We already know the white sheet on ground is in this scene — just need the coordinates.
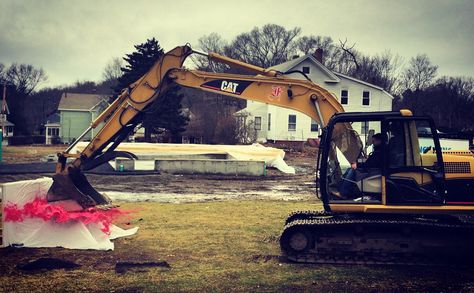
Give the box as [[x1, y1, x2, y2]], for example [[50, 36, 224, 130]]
[[74, 142, 296, 174], [0, 177, 138, 250]]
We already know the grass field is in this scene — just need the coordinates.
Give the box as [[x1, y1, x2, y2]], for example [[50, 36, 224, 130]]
[[1, 145, 64, 163], [1, 200, 474, 292]]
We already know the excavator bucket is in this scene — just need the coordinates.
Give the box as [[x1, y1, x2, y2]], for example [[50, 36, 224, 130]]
[[47, 169, 112, 209], [47, 150, 137, 209]]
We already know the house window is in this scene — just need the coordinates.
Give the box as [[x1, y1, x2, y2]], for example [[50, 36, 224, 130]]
[[47, 128, 59, 136], [302, 66, 310, 74], [311, 119, 319, 132], [362, 91, 370, 106], [341, 90, 349, 105], [361, 121, 369, 135], [267, 113, 271, 131], [288, 115, 296, 131], [254, 117, 262, 130]]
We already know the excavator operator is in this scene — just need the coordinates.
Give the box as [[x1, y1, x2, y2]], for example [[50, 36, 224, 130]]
[[338, 133, 384, 198]]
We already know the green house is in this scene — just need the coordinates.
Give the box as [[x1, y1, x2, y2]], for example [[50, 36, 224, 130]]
[[58, 92, 109, 144]]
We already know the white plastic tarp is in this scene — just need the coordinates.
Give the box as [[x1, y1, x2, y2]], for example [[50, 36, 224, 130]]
[[1, 177, 138, 250], [74, 142, 296, 174]]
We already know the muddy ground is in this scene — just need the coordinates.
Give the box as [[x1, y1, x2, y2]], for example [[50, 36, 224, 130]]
[[0, 146, 319, 203]]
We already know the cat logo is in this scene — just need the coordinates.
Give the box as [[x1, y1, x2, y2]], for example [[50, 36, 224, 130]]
[[201, 79, 251, 95], [220, 81, 239, 94]]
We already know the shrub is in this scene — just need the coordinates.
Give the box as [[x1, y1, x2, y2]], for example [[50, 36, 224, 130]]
[[8, 135, 45, 145]]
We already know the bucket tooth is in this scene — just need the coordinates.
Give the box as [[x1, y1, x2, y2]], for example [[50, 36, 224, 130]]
[[47, 169, 111, 209]]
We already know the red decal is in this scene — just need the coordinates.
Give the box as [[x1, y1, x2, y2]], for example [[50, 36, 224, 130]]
[[269, 86, 283, 101]]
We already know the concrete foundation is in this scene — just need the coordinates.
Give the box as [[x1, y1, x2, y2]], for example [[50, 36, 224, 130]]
[[115, 158, 266, 176], [155, 159, 266, 176]]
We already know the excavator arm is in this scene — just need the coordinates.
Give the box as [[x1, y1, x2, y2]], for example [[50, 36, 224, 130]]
[[47, 44, 350, 209]]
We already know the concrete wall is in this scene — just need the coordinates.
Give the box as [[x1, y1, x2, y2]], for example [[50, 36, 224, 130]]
[[156, 159, 266, 176], [116, 158, 266, 176]]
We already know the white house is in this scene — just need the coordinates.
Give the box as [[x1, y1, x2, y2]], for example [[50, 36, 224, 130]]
[[239, 52, 394, 142]]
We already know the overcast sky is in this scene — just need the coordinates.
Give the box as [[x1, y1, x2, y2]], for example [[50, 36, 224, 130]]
[[1, 0, 473, 87]]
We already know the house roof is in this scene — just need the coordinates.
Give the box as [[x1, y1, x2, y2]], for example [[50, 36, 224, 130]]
[[333, 72, 395, 100], [0, 119, 14, 127], [269, 54, 394, 99], [58, 92, 109, 111], [269, 54, 340, 83]]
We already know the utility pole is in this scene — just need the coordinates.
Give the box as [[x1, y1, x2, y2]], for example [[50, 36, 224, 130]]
[[0, 84, 6, 162], [1, 84, 6, 135]]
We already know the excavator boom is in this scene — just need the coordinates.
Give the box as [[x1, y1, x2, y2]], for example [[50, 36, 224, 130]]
[[47, 45, 347, 208]]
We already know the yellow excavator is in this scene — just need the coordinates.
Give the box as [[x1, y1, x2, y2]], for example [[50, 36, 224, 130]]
[[48, 45, 474, 264]]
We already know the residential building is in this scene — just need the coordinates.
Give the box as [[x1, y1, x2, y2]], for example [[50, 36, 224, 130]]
[[239, 51, 394, 142], [58, 93, 109, 143]]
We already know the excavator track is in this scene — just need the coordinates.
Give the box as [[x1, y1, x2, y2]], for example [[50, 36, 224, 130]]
[[280, 210, 474, 265]]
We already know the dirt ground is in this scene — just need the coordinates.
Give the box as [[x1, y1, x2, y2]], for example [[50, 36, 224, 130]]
[[1, 201, 474, 292], [0, 145, 318, 203], [2, 145, 474, 292], [1, 145, 65, 164]]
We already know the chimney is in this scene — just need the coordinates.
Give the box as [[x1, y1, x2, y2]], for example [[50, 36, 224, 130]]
[[292, 55, 300, 60], [313, 48, 324, 64]]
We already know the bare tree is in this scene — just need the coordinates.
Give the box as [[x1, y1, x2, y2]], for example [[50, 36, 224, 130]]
[[396, 76, 474, 130], [296, 35, 335, 56], [5, 63, 48, 95], [224, 24, 301, 68], [312, 39, 403, 93], [193, 33, 229, 72], [214, 115, 238, 144], [338, 39, 360, 73], [192, 26, 407, 95], [402, 54, 438, 91], [295, 35, 356, 73], [353, 51, 404, 94], [439, 76, 474, 129], [235, 111, 257, 144], [0, 63, 5, 82], [102, 57, 123, 82], [441, 76, 474, 99]]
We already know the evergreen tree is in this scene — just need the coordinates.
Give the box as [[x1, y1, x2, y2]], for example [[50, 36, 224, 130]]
[[113, 38, 188, 142], [113, 38, 164, 95], [143, 85, 189, 142]]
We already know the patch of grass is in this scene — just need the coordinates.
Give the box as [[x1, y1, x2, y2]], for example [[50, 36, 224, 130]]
[[1, 200, 474, 292], [1, 145, 64, 163]]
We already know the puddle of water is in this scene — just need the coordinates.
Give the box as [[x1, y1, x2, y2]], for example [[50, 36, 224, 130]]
[[103, 190, 306, 203]]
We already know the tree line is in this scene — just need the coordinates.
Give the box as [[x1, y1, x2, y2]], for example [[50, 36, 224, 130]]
[[195, 24, 474, 132], [1, 23, 473, 140]]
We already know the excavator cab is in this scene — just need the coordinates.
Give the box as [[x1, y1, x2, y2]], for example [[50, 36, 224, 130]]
[[319, 111, 446, 210], [283, 110, 474, 264]]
